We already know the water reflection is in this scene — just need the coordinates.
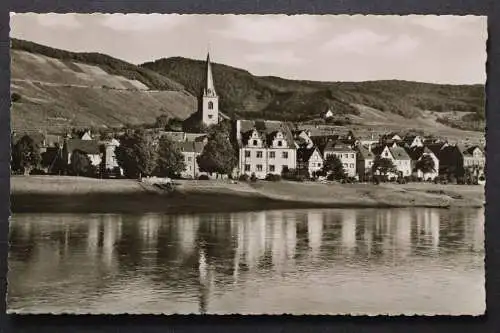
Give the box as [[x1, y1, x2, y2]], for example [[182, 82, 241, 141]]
[[8, 208, 484, 315]]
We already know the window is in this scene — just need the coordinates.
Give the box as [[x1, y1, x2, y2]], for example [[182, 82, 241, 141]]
[[278, 140, 283, 147], [351, 154, 355, 159], [245, 150, 251, 158], [317, 163, 322, 167], [269, 165, 275, 172], [257, 164, 263, 172], [269, 151, 276, 158], [208, 101, 214, 110], [253, 140, 258, 146], [208, 114, 213, 119], [350, 163, 354, 168], [343, 163, 348, 168], [282, 165, 288, 172], [187, 157, 192, 162], [282, 152, 289, 159], [257, 151, 263, 158], [244, 164, 251, 171], [344, 154, 348, 159]]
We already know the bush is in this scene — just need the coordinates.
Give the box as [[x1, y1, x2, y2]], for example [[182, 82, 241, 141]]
[[30, 168, 46, 175], [250, 173, 258, 182], [239, 174, 250, 182], [265, 174, 282, 182], [198, 174, 210, 180]]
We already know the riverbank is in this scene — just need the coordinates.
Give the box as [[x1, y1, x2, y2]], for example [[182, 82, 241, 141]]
[[10, 176, 485, 214]]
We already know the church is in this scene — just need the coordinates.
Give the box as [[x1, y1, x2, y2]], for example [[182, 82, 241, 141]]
[[182, 52, 229, 130], [179, 51, 297, 179]]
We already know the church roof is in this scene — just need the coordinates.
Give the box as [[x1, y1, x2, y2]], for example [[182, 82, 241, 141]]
[[204, 52, 216, 97]]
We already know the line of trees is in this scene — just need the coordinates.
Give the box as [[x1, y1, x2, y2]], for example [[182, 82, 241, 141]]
[[115, 130, 185, 180], [115, 122, 238, 180]]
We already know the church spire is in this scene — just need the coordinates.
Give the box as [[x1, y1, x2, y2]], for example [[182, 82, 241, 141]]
[[204, 52, 216, 97]]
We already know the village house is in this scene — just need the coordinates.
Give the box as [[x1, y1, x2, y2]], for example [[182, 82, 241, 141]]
[[322, 141, 357, 177], [402, 134, 424, 148], [63, 138, 102, 167], [293, 129, 314, 149], [439, 144, 485, 179], [297, 146, 323, 177], [356, 144, 375, 181], [406, 146, 440, 180], [235, 119, 297, 179], [323, 109, 334, 120], [374, 145, 412, 177], [176, 141, 206, 179], [461, 145, 485, 170], [102, 138, 121, 172]]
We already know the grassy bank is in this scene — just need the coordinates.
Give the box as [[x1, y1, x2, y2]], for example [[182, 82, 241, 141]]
[[10, 176, 485, 214]]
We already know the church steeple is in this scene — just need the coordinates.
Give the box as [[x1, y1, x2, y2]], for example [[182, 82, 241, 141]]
[[200, 52, 219, 126], [204, 53, 216, 97]]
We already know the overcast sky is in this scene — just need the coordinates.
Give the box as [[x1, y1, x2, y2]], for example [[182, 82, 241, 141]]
[[10, 13, 487, 84]]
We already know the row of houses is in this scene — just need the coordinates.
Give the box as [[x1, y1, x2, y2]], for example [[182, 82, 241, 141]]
[[233, 121, 485, 181]]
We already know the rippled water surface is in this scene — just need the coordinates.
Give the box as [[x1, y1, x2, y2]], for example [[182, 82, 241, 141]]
[[8, 208, 484, 315]]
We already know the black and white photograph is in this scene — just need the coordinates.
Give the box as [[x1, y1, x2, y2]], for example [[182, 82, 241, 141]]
[[8, 13, 486, 315]]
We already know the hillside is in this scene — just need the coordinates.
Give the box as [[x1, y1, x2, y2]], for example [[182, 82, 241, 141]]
[[10, 39, 197, 133], [142, 57, 485, 131]]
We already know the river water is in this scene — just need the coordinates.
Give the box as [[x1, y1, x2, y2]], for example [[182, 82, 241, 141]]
[[7, 208, 484, 315]]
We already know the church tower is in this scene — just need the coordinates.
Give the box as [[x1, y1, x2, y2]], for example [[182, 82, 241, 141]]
[[200, 52, 219, 127]]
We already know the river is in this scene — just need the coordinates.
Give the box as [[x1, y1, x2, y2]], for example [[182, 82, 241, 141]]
[[7, 207, 484, 315]]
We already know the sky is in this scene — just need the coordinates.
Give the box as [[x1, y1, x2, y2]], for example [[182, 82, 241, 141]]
[[10, 13, 487, 84]]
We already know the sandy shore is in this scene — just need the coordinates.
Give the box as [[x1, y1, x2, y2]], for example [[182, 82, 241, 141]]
[[10, 176, 485, 214]]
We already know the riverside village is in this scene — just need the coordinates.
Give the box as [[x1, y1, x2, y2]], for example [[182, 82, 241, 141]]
[[8, 13, 486, 316], [11, 53, 486, 188]]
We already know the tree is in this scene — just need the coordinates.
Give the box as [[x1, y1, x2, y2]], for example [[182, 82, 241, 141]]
[[322, 154, 347, 181], [372, 156, 397, 179], [12, 135, 41, 175], [70, 150, 92, 176], [155, 115, 170, 129], [116, 130, 158, 179], [156, 137, 185, 178], [416, 154, 435, 175], [197, 123, 237, 176]]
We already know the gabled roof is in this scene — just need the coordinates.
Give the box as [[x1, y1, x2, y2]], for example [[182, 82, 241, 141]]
[[176, 141, 205, 154], [460, 145, 485, 157], [297, 147, 321, 163], [406, 146, 434, 160], [237, 120, 295, 148], [323, 141, 354, 152], [357, 145, 375, 160], [66, 139, 101, 155], [426, 142, 446, 157], [389, 146, 411, 160]]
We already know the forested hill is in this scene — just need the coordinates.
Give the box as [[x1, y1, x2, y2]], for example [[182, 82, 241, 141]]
[[10, 39, 197, 132], [10, 38, 484, 133], [142, 57, 485, 131]]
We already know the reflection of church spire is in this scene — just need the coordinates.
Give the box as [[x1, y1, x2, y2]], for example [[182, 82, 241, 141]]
[[198, 247, 210, 314]]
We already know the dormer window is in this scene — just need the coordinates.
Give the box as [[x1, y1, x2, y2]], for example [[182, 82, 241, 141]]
[[278, 140, 283, 147], [253, 140, 258, 146]]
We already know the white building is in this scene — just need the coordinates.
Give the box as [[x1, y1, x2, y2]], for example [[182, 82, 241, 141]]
[[236, 120, 297, 179], [376, 145, 412, 177], [322, 141, 357, 177]]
